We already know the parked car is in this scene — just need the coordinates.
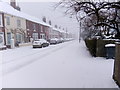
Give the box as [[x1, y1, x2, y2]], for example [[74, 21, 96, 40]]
[[33, 39, 49, 48], [49, 38, 59, 44], [58, 38, 64, 43]]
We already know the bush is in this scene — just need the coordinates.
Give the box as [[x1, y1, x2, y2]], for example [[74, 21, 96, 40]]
[[85, 39, 97, 57], [85, 39, 116, 57]]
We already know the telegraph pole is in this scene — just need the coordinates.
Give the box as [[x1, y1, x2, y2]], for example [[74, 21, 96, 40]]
[[79, 13, 82, 43], [79, 20, 81, 43]]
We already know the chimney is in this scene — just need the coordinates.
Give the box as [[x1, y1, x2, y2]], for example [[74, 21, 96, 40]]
[[10, 0, 16, 9]]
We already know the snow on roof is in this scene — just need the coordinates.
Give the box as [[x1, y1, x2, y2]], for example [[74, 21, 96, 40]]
[[0, 1, 50, 27], [52, 27, 67, 33]]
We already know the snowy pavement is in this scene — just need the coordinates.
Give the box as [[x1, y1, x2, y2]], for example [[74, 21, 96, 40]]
[[1, 40, 118, 88]]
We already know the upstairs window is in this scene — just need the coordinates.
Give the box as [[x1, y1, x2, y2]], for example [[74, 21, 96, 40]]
[[33, 24, 36, 30], [17, 19, 21, 27], [6, 16, 10, 25], [40, 26, 43, 32]]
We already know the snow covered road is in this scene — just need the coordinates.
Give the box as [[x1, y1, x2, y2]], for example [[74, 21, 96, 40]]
[[1, 40, 118, 88]]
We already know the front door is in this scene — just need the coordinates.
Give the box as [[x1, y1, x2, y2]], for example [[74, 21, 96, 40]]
[[7, 32, 12, 45]]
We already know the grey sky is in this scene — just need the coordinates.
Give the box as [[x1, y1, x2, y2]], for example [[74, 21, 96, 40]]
[[19, 2, 78, 31]]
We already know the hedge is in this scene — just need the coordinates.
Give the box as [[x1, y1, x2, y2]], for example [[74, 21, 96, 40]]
[[85, 39, 116, 57], [85, 39, 97, 57]]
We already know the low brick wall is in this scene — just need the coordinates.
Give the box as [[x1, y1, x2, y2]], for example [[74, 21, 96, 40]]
[[113, 42, 120, 88]]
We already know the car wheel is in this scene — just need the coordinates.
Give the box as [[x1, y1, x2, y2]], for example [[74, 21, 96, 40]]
[[39, 45, 42, 48], [41, 44, 44, 48]]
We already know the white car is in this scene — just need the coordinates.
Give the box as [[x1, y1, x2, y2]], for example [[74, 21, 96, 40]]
[[33, 39, 49, 48], [49, 38, 59, 44]]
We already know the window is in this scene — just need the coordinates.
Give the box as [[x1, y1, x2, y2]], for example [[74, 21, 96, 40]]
[[6, 16, 10, 25], [33, 24, 36, 30], [17, 19, 21, 27], [40, 34, 45, 39], [16, 33, 23, 43], [32, 33, 38, 40], [40, 26, 43, 32]]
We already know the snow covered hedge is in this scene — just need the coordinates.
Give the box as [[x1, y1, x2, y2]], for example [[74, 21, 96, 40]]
[[85, 39, 116, 57]]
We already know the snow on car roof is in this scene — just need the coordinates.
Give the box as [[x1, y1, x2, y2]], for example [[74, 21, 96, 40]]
[[0, 1, 50, 27]]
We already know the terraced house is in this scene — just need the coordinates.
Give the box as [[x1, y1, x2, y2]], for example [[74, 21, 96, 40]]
[[4, 12, 27, 48]]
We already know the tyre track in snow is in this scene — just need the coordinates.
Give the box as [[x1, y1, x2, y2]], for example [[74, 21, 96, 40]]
[[2, 41, 74, 75]]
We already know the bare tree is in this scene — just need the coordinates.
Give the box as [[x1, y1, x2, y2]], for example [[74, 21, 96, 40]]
[[57, 0, 120, 38]]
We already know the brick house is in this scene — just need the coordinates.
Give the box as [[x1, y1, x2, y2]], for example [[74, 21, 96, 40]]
[[26, 20, 39, 42]]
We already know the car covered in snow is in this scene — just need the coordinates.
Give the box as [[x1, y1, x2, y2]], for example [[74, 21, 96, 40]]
[[49, 38, 59, 44], [33, 39, 49, 48], [58, 38, 64, 43]]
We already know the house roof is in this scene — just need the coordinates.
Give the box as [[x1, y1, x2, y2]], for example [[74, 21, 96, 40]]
[[52, 27, 66, 33]]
